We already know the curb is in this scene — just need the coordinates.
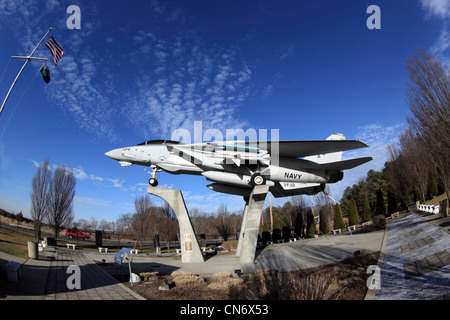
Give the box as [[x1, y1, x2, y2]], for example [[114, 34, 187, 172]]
[[364, 220, 389, 300]]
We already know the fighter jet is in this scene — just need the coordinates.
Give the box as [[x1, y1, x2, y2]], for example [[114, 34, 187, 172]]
[[105, 133, 372, 199]]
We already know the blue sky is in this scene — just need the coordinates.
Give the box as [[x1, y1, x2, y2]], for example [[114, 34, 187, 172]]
[[0, 0, 448, 223]]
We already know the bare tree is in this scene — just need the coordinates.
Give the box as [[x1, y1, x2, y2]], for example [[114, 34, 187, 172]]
[[99, 219, 111, 233], [229, 211, 243, 237], [215, 204, 232, 241], [399, 128, 430, 202], [76, 218, 91, 233], [160, 201, 179, 252], [190, 208, 211, 236], [115, 213, 133, 245], [89, 217, 98, 231], [405, 48, 450, 205], [132, 194, 153, 250], [30, 158, 51, 240], [116, 213, 132, 232], [47, 166, 76, 240], [292, 195, 307, 239], [386, 143, 413, 207]]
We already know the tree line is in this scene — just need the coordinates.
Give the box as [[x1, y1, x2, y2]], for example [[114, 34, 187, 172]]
[[69, 196, 243, 250], [387, 49, 449, 208], [331, 48, 449, 234]]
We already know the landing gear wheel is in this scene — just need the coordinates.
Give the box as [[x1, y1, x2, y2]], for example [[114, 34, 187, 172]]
[[149, 177, 158, 187], [145, 166, 160, 187], [250, 173, 266, 187]]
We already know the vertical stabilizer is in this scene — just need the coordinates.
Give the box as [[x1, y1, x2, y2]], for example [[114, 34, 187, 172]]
[[304, 133, 346, 164]]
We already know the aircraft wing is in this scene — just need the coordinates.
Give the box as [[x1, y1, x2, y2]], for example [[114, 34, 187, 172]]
[[230, 139, 369, 158], [171, 140, 367, 158], [171, 139, 368, 162]]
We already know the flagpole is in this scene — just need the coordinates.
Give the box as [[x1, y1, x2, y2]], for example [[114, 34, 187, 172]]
[[0, 27, 52, 119]]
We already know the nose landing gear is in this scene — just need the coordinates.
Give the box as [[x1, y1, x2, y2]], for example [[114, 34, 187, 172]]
[[149, 177, 158, 187], [145, 165, 161, 187]]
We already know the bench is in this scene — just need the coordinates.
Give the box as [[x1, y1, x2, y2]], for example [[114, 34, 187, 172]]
[[130, 249, 138, 254], [5, 261, 21, 282], [201, 247, 206, 252], [176, 248, 181, 254], [362, 221, 371, 228], [289, 238, 297, 242], [433, 205, 440, 214], [66, 244, 76, 250], [277, 239, 285, 244], [98, 247, 108, 253], [391, 212, 400, 219], [333, 229, 342, 235], [265, 241, 273, 245], [348, 225, 356, 231]]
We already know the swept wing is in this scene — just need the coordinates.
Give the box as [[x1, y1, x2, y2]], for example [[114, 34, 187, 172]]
[[171, 139, 368, 161]]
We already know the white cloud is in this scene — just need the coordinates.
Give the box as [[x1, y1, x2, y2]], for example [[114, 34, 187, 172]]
[[123, 33, 252, 139], [105, 178, 126, 190], [331, 122, 405, 200], [419, 0, 450, 69], [430, 28, 450, 69], [279, 44, 294, 60], [71, 167, 104, 182], [30, 160, 104, 182], [74, 196, 111, 208], [0, 1, 256, 142], [0, 1, 118, 141], [346, 122, 405, 169], [419, 0, 450, 19]]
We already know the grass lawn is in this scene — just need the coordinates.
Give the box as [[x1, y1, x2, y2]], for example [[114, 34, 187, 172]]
[[0, 226, 172, 259], [0, 226, 35, 259]]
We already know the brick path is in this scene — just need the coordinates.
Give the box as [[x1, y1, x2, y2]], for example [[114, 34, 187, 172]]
[[0, 245, 144, 300], [43, 247, 142, 300], [374, 213, 450, 300]]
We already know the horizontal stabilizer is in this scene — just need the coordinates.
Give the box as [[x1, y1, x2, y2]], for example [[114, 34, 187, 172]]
[[312, 157, 372, 171]]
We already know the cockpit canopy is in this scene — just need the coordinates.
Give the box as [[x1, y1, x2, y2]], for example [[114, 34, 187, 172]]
[[137, 140, 182, 146]]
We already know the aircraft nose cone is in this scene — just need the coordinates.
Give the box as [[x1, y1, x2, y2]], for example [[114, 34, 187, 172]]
[[105, 148, 121, 160]]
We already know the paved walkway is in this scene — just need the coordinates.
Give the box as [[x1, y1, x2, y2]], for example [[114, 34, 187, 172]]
[[0, 246, 145, 300], [1, 210, 449, 300], [373, 212, 450, 300]]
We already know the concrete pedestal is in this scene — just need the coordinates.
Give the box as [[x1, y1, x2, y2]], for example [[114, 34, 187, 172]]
[[237, 185, 269, 265], [147, 187, 204, 263], [235, 201, 249, 258]]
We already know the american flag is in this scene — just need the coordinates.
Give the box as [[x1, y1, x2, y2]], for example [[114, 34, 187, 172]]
[[45, 35, 64, 66]]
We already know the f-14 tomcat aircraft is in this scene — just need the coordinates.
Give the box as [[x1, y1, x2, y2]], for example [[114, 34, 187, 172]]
[[105, 133, 372, 199]]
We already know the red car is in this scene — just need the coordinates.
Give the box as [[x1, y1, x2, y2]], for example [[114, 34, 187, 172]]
[[65, 228, 89, 240]]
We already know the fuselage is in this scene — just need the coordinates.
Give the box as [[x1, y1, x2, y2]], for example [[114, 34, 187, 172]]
[[105, 141, 343, 198]]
